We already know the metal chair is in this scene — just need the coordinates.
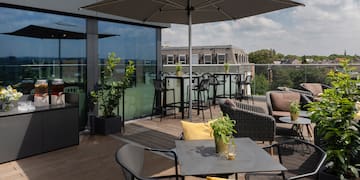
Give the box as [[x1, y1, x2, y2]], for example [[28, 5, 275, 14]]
[[245, 138, 327, 180], [151, 79, 176, 120], [235, 74, 254, 104], [201, 73, 222, 107], [115, 144, 182, 180]]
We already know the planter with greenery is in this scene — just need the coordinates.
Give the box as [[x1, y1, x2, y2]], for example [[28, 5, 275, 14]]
[[90, 52, 135, 135], [224, 63, 229, 73], [176, 63, 182, 76], [308, 60, 360, 179], [210, 115, 237, 154], [290, 101, 300, 121]]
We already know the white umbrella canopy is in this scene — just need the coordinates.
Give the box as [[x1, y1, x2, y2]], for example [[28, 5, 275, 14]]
[[82, 0, 304, 120]]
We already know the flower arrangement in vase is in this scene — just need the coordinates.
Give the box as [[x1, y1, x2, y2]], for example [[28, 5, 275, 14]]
[[0, 85, 23, 111]]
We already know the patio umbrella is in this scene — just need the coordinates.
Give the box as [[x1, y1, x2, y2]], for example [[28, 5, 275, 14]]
[[4, 23, 115, 78], [82, 0, 304, 120]]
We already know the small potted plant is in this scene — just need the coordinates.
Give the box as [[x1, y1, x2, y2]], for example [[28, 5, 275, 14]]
[[90, 52, 135, 135], [290, 101, 300, 121], [210, 115, 237, 154], [224, 63, 230, 74], [176, 63, 182, 76]]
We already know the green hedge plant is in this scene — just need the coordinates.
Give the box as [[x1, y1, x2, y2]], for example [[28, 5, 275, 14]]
[[308, 59, 360, 179]]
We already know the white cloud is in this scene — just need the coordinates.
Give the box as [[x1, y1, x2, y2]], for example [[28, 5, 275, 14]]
[[162, 0, 360, 56]]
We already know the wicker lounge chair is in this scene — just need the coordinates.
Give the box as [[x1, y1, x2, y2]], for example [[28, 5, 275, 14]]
[[300, 83, 331, 101], [219, 99, 275, 144]]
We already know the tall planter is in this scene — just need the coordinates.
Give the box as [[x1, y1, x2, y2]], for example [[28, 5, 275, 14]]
[[94, 116, 122, 135]]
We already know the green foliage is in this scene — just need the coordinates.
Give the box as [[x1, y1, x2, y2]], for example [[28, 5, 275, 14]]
[[251, 74, 269, 95], [224, 63, 229, 71], [91, 52, 135, 117], [176, 63, 182, 72], [308, 59, 360, 179], [248, 49, 279, 64], [210, 115, 237, 144], [290, 101, 300, 114]]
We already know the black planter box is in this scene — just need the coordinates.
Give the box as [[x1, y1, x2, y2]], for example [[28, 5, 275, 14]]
[[94, 116, 122, 135]]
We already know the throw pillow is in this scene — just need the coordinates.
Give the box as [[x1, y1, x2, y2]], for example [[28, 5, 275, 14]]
[[303, 83, 323, 96], [270, 92, 300, 111], [181, 120, 213, 140]]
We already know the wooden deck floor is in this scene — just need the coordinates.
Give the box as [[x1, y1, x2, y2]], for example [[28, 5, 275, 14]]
[[0, 100, 313, 180]]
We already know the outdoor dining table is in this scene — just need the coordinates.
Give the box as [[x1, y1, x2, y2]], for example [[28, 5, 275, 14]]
[[213, 73, 243, 104], [164, 74, 201, 119], [175, 138, 286, 178]]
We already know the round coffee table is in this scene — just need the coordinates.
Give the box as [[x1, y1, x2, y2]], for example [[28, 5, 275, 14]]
[[279, 116, 313, 140]]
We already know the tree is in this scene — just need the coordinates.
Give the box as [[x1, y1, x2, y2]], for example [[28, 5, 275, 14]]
[[251, 74, 269, 95], [248, 49, 277, 64]]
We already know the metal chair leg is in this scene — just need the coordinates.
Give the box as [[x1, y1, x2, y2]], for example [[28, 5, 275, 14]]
[[172, 89, 176, 118]]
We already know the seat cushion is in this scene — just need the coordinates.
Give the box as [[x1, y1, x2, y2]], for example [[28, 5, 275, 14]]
[[181, 121, 213, 140], [303, 83, 323, 96], [270, 92, 300, 112], [272, 111, 290, 117]]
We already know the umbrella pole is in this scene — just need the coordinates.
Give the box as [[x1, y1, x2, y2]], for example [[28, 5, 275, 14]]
[[188, 0, 192, 121]]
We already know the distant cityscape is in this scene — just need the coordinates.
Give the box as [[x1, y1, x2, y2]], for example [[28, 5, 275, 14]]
[[248, 49, 360, 65]]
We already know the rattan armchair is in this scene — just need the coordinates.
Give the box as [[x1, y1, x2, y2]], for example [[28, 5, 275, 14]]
[[219, 99, 275, 144]]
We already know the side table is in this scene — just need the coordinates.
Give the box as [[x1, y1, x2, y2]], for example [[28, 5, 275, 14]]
[[279, 116, 313, 140]]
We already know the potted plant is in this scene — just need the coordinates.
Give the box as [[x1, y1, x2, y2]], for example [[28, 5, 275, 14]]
[[90, 52, 135, 135], [210, 115, 237, 154], [176, 63, 182, 76], [308, 59, 360, 179], [290, 101, 300, 121], [224, 63, 230, 74]]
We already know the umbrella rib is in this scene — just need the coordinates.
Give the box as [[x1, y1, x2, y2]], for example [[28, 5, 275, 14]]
[[195, 0, 236, 20], [195, 0, 224, 10], [271, 0, 305, 6], [143, 3, 167, 22], [82, 0, 119, 9], [144, 0, 185, 22], [152, 0, 185, 9]]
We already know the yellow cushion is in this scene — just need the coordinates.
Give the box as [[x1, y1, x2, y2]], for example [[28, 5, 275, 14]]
[[181, 121, 213, 140], [206, 176, 228, 180]]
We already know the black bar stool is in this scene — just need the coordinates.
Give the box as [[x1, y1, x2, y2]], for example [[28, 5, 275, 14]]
[[151, 79, 176, 120], [192, 78, 213, 121]]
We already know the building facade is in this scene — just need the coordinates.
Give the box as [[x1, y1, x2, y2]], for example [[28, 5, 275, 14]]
[[161, 45, 249, 65]]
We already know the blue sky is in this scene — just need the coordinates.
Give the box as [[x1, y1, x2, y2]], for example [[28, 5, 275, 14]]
[[161, 0, 360, 56]]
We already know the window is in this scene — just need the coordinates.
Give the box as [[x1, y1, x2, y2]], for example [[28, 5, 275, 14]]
[[98, 19, 157, 121], [167, 55, 174, 64], [217, 53, 226, 64], [192, 54, 199, 64], [204, 54, 212, 64], [178, 54, 186, 64]]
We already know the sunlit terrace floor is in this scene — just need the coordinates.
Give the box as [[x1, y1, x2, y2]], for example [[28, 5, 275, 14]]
[[0, 99, 313, 180]]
